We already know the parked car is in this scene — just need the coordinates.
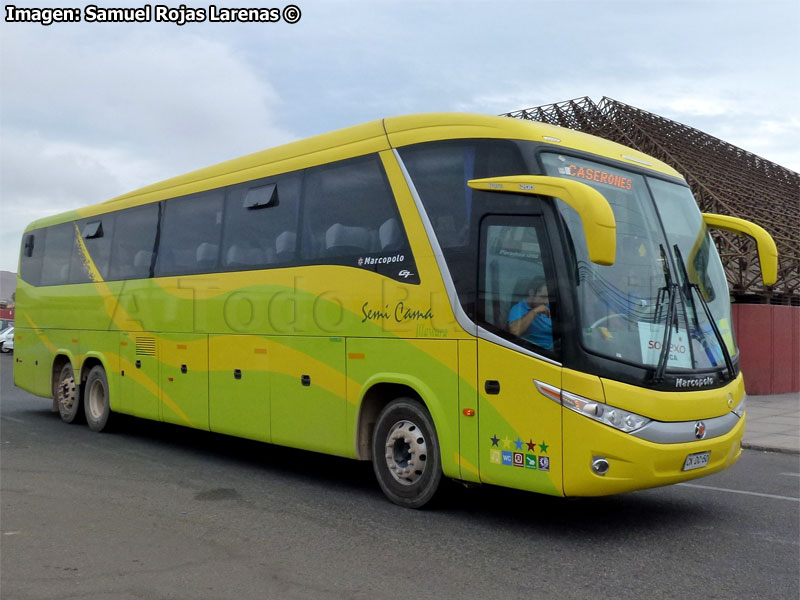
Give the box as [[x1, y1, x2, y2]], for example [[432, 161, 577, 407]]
[[0, 326, 14, 352]]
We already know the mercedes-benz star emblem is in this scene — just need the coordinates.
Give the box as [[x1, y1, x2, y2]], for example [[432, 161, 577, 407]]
[[695, 421, 707, 440]]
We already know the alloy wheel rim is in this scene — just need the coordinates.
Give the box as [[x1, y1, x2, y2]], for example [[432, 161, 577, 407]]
[[384, 419, 428, 485]]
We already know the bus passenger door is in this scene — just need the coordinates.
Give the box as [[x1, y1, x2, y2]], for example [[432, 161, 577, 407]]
[[119, 333, 160, 421], [269, 336, 348, 456], [209, 335, 269, 442], [476, 215, 563, 495], [160, 333, 209, 430]]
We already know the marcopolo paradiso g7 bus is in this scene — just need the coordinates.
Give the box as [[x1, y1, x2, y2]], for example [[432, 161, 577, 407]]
[[14, 113, 777, 508]]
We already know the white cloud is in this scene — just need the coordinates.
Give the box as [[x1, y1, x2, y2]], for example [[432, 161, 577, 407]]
[[3, 26, 296, 165], [459, 75, 800, 172], [0, 27, 297, 271], [0, 130, 165, 273], [2, 0, 798, 275]]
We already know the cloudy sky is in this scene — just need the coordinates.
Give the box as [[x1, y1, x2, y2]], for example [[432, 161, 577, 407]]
[[1, 0, 798, 273]]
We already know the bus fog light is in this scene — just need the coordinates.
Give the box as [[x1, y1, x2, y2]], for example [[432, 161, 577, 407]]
[[591, 457, 610, 475]]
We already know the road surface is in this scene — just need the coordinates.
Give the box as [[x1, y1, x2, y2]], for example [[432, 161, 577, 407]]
[[1, 354, 798, 599]]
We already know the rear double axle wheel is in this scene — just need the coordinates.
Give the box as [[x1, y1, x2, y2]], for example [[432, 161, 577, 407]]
[[54, 362, 113, 432], [84, 365, 112, 432], [55, 362, 82, 424]]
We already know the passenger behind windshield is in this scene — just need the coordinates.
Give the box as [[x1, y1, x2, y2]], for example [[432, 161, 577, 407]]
[[508, 278, 553, 349]]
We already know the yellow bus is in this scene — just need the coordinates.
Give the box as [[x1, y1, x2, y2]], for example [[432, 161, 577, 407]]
[[14, 113, 777, 508]]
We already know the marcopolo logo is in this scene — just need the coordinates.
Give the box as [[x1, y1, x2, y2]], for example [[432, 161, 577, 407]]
[[675, 376, 715, 389], [358, 254, 405, 267]]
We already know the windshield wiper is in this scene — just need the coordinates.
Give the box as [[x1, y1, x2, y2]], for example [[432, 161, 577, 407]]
[[672, 244, 735, 381], [652, 245, 678, 383]]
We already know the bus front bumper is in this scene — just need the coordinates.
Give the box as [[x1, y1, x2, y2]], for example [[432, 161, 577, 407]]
[[562, 408, 745, 496]]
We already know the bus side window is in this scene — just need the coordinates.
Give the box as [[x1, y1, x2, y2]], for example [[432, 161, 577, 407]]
[[20, 230, 45, 286], [480, 219, 556, 354], [301, 155, 406, 263], [221, 173, 301, 270], [77, 215, 115, 281], [39, 223, 75, 287], [155, 190, 225, 277], [399, 139, 530, 317], [399, 143, 473, 250], [108, 204, 159, 281]]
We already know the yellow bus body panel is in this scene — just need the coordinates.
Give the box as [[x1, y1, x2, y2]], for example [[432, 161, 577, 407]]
[[602, 374, 745, 422]]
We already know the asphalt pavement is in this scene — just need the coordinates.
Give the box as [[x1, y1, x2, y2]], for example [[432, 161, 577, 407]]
[[1, 353, 799, 600]]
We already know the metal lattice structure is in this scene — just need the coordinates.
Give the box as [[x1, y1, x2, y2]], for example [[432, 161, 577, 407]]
[[504, 97, 800, 304]]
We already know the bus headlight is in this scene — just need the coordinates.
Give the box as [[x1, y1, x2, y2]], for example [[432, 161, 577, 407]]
[[562, 390, 650, 433]]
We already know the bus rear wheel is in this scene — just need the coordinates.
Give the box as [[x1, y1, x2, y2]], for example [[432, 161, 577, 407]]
[[84, 366, 112, 432], [371, 398, 442, 509], [55, 362, 82, 424]]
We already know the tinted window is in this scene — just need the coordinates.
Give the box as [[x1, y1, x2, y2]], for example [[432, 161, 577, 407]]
[[399, 139, 531, 317], [221, 173, 301, 270], [480, 217, 557, 355], [399, 140, 529, 249], [302, 156, 396, 259], [21, 221, 98, 286], [108, 204, 159, 281], [156, 190, 225, 277], [300, 155, 416, 282], [39, 223, 76, 286], [20, 229, 45, 286], [75, 214, 115, 281]]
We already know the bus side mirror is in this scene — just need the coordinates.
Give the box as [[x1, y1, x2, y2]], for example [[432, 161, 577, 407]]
[[468, 175, 617, 266], [701, 213, 778, 286]]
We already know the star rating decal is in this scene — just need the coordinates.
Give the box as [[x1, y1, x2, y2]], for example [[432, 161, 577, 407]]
[[488, 434, 551, 471]]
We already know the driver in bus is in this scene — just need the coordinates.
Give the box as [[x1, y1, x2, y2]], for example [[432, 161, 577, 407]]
[[508, 277, 553, 349]]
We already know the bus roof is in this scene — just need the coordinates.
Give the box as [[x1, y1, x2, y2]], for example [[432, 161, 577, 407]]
[[28, 113, 682, 230]]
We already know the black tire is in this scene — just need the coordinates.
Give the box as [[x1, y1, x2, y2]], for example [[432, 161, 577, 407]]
[[84, 365, 112, 432], [372, 398, 442, 509], [55, 362, 83, 424]]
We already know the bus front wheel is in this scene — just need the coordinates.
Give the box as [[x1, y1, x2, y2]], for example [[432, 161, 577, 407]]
[[371, 398, 442, 509], [55, 362, 82, 424], [84, 366, 112, 432]]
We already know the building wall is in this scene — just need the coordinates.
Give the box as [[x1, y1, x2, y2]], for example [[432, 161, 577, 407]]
[[0, 270, 16, 303], [733, 304, 800, 395]]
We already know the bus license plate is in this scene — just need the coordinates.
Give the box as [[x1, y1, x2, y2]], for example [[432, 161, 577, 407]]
[[682, 451, 710, 471]]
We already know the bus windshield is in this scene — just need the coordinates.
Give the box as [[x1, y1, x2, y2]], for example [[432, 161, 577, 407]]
[[541, 153, 735, 373]]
